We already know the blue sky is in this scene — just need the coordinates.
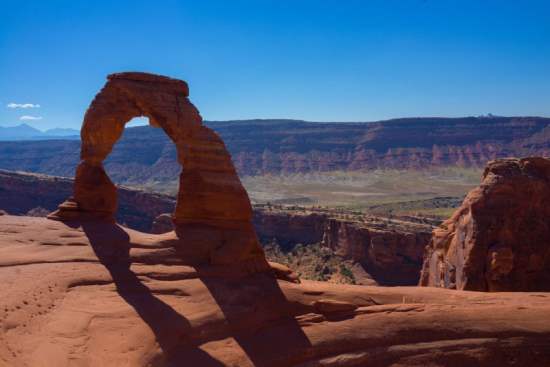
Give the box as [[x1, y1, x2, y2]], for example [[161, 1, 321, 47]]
[[1, 0, 549, 130]]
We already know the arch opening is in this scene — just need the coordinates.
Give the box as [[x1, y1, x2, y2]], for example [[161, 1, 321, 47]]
[[49, 72, 266, 266], [104, 116, 179, 193]]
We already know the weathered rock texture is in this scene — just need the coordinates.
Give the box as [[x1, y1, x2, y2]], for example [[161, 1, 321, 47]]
[[254, 208, 433, 285], [420, 157, 550, 291], [1, 215, 550, 366], [49, 72, 264, 267]]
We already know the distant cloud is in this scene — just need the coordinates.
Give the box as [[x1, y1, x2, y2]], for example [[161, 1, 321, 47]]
[[20, 115, 43, 121], [7, 103, 41, 109]]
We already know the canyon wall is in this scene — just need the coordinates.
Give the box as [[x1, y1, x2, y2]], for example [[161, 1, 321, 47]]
[[322, 218, 432, 285], [254, 208, 433, 285], [0, 169, 174, 231], [420, 157, 550, 291], [0, 117, 549, 181]]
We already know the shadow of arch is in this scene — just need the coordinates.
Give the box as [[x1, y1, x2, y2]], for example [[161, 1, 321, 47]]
[[79, 220, 311, 366], [81, 221, 225, 366]]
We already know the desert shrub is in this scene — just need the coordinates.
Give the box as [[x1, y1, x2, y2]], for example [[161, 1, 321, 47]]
[[339, 264, 355, 283]]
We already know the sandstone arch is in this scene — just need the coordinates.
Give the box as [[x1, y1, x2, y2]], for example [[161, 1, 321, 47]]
[[50, 72, 265, 265]]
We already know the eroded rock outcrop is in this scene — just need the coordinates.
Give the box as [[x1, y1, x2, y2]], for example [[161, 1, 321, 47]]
[[420, 157, 550, 291], [49, 72, 265, 267]]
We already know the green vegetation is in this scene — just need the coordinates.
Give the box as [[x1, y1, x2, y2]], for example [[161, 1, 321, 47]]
[[241, 167, 480, 218], [262, 239, 358, 284], [136, 167, 479, 219], [339, 264, 356, 283]]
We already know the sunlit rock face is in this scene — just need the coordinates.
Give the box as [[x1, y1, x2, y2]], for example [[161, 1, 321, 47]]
[[49, 72, 265, 267], [420, 157, 550, 291]]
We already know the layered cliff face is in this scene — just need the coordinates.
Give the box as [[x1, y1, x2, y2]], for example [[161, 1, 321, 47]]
[[0, 169, 175, 231], [322, 218, 432, 285], [420, 157, 550, 291], [253, 208, 434, 285], [1, 117, 550, 180]]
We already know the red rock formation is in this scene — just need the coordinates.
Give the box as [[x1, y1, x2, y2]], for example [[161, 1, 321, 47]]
[[420, 157, 550, 291], [5, 74, 550, 365], [49, 72, 265, 267]]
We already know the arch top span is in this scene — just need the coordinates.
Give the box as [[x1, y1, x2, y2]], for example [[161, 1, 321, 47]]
[[80, 72, 201, 163], [49, 72, 266, 267]]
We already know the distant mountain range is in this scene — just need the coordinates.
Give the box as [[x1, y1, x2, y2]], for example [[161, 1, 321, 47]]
[[0, 124, 79, 140], [0, 116, 549, 181]]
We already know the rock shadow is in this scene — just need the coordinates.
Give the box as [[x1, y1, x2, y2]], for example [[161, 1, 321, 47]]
[[80, 221, 312, 366], [199, 273, 313, 366], [81, 222, 224, 367]]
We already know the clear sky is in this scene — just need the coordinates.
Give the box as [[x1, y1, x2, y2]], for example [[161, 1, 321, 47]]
[[1, 0, 549, 130]]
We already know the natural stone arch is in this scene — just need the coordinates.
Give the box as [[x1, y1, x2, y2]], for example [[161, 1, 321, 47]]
[[50, 72, 265, 266]]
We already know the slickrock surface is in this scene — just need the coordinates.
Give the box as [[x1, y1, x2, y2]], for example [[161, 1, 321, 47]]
[[420, 157, 550, 291], [50, 72, 265, 268], [1, 215, 550, 366]]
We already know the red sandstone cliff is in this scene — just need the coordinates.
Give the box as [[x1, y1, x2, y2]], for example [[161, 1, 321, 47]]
[[420, 157, 550, 291]]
